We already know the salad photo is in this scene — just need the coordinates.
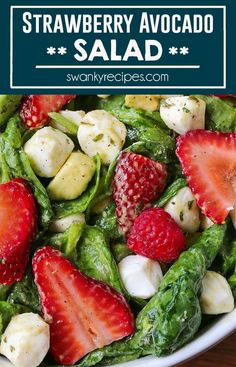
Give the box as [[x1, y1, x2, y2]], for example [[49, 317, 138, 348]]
[[0, 93, 235, 367]]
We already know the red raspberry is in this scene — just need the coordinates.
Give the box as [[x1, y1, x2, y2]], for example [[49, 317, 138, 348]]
[[113, 152, 167, 236], [127, 207, 186, 263]]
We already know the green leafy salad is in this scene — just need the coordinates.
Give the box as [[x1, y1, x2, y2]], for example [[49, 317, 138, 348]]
[[0, 93, 235, 367]]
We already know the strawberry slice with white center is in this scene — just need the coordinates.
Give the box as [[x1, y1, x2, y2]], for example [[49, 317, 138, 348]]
[[176, 130, 236, 224], [32, 246, 134, 365]]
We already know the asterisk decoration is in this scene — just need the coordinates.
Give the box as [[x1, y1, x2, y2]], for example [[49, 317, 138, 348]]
[[169, 47, 178, 55], [179, 47, 189, 56], [47, 47, 56, 55], [58, 47, 67, 55]]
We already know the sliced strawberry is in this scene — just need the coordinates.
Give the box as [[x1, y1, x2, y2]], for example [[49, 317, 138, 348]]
[[176, 130, 236, 224], [127, 207, 186, 263], [0, 178, 37, 284], [20, 95, 76, 128], [113, 152, 167, 235], [32, 246, 134, 365]]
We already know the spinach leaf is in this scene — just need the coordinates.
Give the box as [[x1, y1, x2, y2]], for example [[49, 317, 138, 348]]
[[97, 95, 168, 130], [52, 154, 101, 218], [95, 201, 122, 241], [43, 339, 140, 367], [0, 95, 22, 127], [75, 226, 124, 293], [111, 243, 133, 263], [221, 239, 236, 275], [100, 351, 141, 366], [98, 96, 177, 164], [0, 116, 53, 228], [228, 272, 236, 299], [220, 237, 236, 298], [86, 156, 117, 217], [44, 222, 85, 259], [7, 271, 40, 313], [20, 152, 54, 228], [0, 285, 12, 301], [196, 95, 236, 132], [0, 152, 11, 183], [127, 126, 176, 164], [0, 301, 29, 335], [129, 224, 227, 356], [154, 178, 187, 207], [49, 112, 78, 135]]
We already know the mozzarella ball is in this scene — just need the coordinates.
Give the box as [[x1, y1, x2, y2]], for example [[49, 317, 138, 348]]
[[77, 110, 127, 165], [118, 255, 163, 299], [0, 313, 49, 367], [200, 271, 234, 315], [0, 357, 15, 367], [24, 127, 74, 177], [51, 110, 85, 132], [47, 151, 96, 201], [164, 187, 200, 233], [160, 96, 206, 135], [97, 95, 110, 99], [49, 213, 85, 233]]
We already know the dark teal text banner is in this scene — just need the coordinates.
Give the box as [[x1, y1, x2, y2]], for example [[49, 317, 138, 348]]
[[0, 0, 235, 93]]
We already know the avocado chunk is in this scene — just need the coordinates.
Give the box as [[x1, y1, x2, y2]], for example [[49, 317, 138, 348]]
[[0, 95, 22, 126], [47, 151, 96, 201]]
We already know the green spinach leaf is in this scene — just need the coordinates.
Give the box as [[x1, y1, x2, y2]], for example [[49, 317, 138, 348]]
[[196, 95, 236, 132], [0, 301, 29, 335], [154, 178, 187, 207], [129, 224, 227, 356], [76, 226, 124, 293], [95, 202, 122, 241], [111, 243, 133, 263], [7, 271, 40, 313], [43, 222, 85, 259], [127, 126, 176, 164], [0, 95, 22, 127], [49, 112, 78, 135]]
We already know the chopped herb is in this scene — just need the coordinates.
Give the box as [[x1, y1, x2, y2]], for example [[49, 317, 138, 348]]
[[93, 134, 104, 142], [183, 107, 190, 113], [10, 345, 15, 352], [188, 200, 194, 210], [81, 122, 94, 126], [179, 210, 184, 221]]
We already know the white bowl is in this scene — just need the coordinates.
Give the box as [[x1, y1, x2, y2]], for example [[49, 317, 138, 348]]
[[111, 308, 236, 367]]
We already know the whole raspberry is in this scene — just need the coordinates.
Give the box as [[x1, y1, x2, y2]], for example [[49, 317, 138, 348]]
[[127, 207, 186, 263]]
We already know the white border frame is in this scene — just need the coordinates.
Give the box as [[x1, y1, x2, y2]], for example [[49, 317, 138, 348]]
[[10, 5, 227, 90]]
